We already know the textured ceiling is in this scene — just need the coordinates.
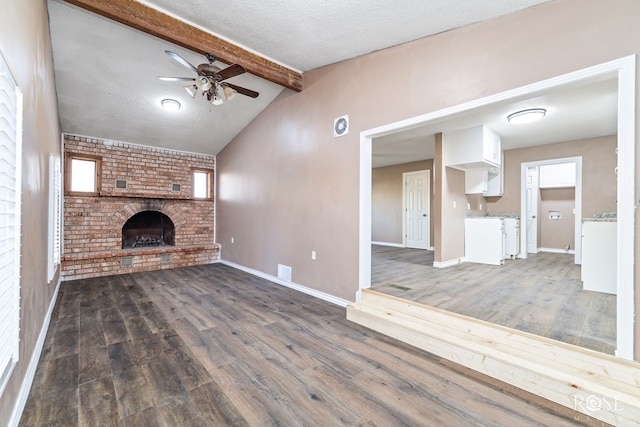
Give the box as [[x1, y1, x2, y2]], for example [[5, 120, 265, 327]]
[[138, 0, 551, 72], [47, 0, 553, 156]]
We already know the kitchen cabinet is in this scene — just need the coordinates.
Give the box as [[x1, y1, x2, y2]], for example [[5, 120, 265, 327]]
[[445, 125, 501, 169], [539, 162, 576, 188], [504, 218, 520, 257], [465, 168, 488, 194], [465, 165, 502, 196], [581, 220, 616, 294], [465, 217, 505, 265]]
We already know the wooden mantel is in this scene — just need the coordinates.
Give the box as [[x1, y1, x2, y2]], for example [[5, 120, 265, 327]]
[[61, 0, 304, 92]]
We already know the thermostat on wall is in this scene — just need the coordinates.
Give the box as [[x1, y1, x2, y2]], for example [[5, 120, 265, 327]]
[[334, 115, 349, 137]]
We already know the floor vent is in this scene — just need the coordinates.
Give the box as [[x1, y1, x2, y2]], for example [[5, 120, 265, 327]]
[[120, 256, 133, 268], [159, 253, 171, 264], [277, 264, 292, 282]]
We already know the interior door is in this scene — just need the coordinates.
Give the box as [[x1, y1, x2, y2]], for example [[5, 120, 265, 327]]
[[404, 170, 430, 249], [526, 166, 539, 253]]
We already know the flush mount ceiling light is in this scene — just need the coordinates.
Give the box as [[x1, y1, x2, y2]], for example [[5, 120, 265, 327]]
[[161, 98, 181, 111], [507, 108, 546, 124]]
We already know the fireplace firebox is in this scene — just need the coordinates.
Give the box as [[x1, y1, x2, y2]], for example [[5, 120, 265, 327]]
[[122, 210, 175, 249]]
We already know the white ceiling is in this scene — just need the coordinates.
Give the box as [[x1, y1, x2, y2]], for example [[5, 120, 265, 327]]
[[47, 0, 556, 156], [372, 75, 618, 167]]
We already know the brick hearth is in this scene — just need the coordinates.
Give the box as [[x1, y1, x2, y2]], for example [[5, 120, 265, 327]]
[[62, 135, 220, 280]]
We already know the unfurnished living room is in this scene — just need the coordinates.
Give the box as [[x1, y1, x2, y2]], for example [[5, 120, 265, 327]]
[[2, 0, 639, 426]]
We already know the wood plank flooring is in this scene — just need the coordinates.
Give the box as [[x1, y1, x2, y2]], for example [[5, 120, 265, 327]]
[[20, 263, 601, 426], [370, 245, 616, 354]]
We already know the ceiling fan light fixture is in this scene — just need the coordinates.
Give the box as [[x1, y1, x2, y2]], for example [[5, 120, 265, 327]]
[[223, 86, 237, 101], [184, 85, 197, 98], [161, 98, 181, 111], [196, 76, 211, 91], [507, 108, 546, 124], [211, 93, 224, 106]]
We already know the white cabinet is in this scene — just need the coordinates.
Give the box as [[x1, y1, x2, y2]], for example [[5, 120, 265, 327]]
[[581, 221, 616, 294], [445, 125, 502, 169], [465, 217, 504, 265], [465, 165, 502, 196], [465, 168, 488, 194], [504, 218, 520, 257], [539, 162, 576, 188]]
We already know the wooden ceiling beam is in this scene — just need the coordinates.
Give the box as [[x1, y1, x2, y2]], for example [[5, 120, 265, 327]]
[[61, 0, 303, 92]]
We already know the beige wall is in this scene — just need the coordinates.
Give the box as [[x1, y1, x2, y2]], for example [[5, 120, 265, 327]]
[[540, 188, 576, 250], [0, 0, 62, 424], [216, 0, 640, 354], [371, 160, 433, 245], [488, 135, 617, 217]]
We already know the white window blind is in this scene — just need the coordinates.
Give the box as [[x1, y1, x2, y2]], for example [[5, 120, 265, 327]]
[[48, 153, 61, 282], [0, 52, 22, 397]]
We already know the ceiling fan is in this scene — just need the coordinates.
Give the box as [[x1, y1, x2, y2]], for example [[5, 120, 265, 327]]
[[158, 50, 259, 106]]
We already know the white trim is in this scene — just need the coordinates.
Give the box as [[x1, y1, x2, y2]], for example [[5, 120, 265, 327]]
[[220, 260, 351, 307], [615, 56, 636, 361], [433, 258, 464, 268], [520, 156, 582, 264], [371, 241, 404, 248], [538, 247, 576, 255], [8, 278, 61, 427], [359, 55, 635, 362]]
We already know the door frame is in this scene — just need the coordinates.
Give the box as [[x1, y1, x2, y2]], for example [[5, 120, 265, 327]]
[[519, 157, 582, 263], [358, 55, 635, 359], [402, 170, 431, 249]]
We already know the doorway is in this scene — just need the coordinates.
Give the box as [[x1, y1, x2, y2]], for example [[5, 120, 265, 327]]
[[357, 55, 635, 360], [520, 157, 582, 263]]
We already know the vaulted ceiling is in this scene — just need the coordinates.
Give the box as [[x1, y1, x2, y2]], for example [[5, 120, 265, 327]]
[[48, 0, 557, 156]]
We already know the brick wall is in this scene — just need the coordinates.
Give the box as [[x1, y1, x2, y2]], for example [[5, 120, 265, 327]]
[[62, 135, 220, 280]]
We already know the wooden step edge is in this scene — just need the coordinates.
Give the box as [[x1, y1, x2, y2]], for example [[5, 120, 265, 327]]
[[358, 289, 639, 385], [346, 304, 639, 427], [348, 302, 640, 405]]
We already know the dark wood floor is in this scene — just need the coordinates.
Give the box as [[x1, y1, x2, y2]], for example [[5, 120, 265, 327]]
[[370, 245, 616, 354], [20, 263, 599, 426]]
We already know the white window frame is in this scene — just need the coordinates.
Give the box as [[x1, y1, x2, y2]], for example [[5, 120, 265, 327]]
[[0, 51, 23, 397]]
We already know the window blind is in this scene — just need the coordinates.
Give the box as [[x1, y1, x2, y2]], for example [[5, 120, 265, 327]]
[[0, 52, 22, 396], [48, 153, 61, 282]]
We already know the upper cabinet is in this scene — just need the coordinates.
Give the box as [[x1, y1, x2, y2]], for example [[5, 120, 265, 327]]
[[539, 162, 576, 188], [444, 125, 502, 169]]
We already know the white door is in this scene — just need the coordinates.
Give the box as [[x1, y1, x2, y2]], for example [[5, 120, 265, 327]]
[[404, 170, 430, 249], [526, 166, 539, 253]]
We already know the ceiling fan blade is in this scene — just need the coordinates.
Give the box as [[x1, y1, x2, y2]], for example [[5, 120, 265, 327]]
[[157, 76, 196, 82], [215, 64, 246, 81], [224, 83, 259, 98], [165, 50, 199, 74]]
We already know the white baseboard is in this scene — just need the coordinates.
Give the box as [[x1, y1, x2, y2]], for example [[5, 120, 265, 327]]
[[371, 241, 404, 248], [9, 276, 61, 427], [539, 247, 576, 255], [220, 260, 351, 307], [433, 257, 464, 268]]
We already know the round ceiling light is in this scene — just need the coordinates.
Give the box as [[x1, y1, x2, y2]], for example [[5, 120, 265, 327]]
[[507, 108, 546, 124], [161, 98, 181, 111]]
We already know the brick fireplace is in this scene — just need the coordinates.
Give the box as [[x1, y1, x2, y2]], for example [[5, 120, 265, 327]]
[[62, 135, 220, 280]]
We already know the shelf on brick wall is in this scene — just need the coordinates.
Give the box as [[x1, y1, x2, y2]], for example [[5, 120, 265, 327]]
[[61, 243, 220, 262]]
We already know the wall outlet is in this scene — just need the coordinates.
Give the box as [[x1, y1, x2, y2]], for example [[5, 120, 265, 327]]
[[311, 251, 316, 260], [453, 201, 456, 209], [231, 237, 234, 243]]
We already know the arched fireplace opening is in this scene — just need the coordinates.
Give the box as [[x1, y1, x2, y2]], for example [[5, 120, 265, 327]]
[[122, 210, 175, 249]]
